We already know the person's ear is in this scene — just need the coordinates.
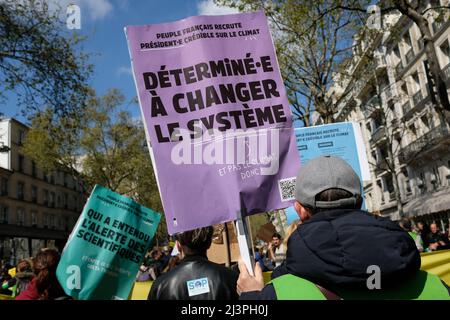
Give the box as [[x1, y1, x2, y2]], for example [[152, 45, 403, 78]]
[[294, 201, 312, 222]]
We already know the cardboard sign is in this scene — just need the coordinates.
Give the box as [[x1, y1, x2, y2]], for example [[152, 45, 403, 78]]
[[125, 11, 300, 234], [56, 185, 160, 300]]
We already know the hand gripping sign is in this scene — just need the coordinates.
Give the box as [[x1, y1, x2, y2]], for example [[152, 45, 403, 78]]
[[125, 11, 300, 235]]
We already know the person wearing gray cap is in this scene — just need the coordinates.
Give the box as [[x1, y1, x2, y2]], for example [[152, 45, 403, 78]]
[[236, 156, 450, 299]]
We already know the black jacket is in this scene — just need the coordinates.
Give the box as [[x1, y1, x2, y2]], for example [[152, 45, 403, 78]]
[[241, 209, 424, 300], [148, 254, 239, 300]]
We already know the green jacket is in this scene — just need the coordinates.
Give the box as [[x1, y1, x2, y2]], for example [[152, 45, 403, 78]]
[[271, 271, 450, 300]]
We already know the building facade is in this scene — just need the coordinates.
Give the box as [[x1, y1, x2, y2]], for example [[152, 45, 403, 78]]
[[330, 2, 450, 231], [0, 118, 86, 265]]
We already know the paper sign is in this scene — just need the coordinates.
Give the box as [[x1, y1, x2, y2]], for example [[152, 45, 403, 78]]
[[125, 11, 300, 234], [56, 185, 161, 300]]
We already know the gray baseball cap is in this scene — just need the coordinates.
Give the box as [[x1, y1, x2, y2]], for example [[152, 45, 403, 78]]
[[295, 155, 362, 209]]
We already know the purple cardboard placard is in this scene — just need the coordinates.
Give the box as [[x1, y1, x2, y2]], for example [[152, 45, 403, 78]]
[[125, 11, 300, 234]]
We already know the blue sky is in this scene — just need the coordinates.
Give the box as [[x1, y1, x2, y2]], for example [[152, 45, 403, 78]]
[[4, 0, 239, 122]]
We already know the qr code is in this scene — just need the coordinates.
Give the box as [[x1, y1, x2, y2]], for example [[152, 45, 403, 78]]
[[278, 177, 296, 201]]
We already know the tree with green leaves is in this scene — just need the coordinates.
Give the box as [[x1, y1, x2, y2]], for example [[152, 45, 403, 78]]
[[0, 0, 91, 117], [22, 89, 167, 239]]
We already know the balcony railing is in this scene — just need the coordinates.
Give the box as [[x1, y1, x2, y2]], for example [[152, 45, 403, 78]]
[[389, 192, 396, 201], [363, 96, 380, 117], [405, 49, 414, 65], [412, 90, 424, 106], [432, 20, 444, 35], [402, 101, 412, 116], [371, 125, 385, 144], [367, 95, 380, 108], [399, 124, 450, 163], [443, 62, 450, 81]]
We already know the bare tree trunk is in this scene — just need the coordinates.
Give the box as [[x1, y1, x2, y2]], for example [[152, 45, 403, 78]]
[[386, 139, 404, 218], [374, 68, 404, 218]]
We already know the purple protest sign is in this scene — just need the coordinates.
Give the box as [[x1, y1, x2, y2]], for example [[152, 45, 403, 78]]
[[125, 11, 300, 235]]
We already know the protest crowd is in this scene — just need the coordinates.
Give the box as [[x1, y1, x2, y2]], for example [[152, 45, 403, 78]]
[[1, 156, 449, 300], [2, 7, 450, 303]]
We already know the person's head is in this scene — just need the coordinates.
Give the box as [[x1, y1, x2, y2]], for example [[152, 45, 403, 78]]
[[162, 246, 171, 256], [430, 223, 438, 234], [399, 218, 412, 232], [175, 226, 214, 257], [271, 232, 282, 248], [16, 259, 32, 273], [294, 156, 363, 222], [151, 249, 163, 260], [33, 249, 65, 300]]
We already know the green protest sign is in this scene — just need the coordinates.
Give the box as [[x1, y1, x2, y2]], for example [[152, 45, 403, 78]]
[[56, 185, 161, 300]]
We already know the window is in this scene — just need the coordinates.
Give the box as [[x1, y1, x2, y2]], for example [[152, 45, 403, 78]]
[[43, 189, 49, 206], [403, 169, 412, 195], [440, 40, 450, 59], [403, 32, 412, 47], [17, 182, 24, 200], [371, 151, 377, 162], [16, 208, 25, 225], [385, 176, 395, 200], [31, 211, 37, 227], [446, 160, 450, 185], [377, 180, 384, 204], [0, 206, 8, 223], [31, 185, 37, 203], [400, 83, 407, 93], [50, 192, 55, 207], [439, 40, 450, 68], [64, 217, 69, 232], [50, 174, 55, 185], [421, 115, 430, 130], [393, 45, 400, 59], [43, 214, 49, 228], [411, 72, 420, 90], [409, 124, 417, 138], [63, 173, 68, 187], [431, 166, 441, 190], [18, 154, 24, 172], [389, 103, 395, 116], [49, 214, 55, 229], [1, 178, 8, 196], [31, 161, 37, 178], [418, 172, 426, 194], [18, 129, 25, 145], [64, 193, 68, 209], [379, 146, 388, 160], [72, 195, 77, 210], [372, 113, 383, 131]]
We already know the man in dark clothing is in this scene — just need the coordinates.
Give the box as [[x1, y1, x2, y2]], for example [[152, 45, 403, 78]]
[[426, 223, 450, 251], [237, 156, 450, 300], [148, 226, 239, 300]]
